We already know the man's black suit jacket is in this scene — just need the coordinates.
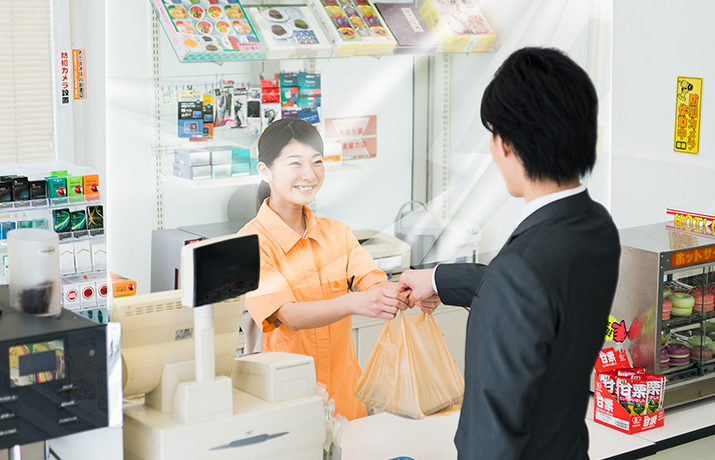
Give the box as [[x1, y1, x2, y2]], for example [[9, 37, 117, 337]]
[[435, 190, 620, 459]]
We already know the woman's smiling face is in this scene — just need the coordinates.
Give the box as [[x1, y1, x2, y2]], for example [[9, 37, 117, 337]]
[[261, 140, 325, 207]]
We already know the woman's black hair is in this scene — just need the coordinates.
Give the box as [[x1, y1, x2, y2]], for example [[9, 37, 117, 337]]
[[480, 47, 598, 185], [256, 118, 324, 208]]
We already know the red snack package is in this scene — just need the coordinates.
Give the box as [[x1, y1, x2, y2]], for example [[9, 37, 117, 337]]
[[618, 375, 648, 415], [598, 371, 619, 397], [645, 373, 666, 414], [617, 368, 645, 378]]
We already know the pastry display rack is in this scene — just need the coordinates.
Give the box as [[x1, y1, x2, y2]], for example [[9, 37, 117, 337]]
[[605, 223, 715, 408]]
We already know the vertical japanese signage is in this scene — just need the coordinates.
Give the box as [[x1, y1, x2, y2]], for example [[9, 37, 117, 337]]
[[59, 51, 70, 105], [673, 76, 702, 154], [72, 49, 87, 100]]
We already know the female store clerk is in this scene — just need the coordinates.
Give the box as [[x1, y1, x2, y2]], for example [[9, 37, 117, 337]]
[[239, 118, 408, 420]]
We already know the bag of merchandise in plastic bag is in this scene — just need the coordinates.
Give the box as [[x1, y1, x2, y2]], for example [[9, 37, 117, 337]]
[[353, 311, 464, 419]]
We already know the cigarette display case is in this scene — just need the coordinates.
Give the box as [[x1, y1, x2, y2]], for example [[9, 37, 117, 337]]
[[605, 223, 715, 408]]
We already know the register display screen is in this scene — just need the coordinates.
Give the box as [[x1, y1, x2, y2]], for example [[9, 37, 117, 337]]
[[9, 339, 66, 387]]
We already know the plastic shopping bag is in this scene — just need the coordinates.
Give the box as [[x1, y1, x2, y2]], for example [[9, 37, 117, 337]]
[[353, 311, 464, 419]]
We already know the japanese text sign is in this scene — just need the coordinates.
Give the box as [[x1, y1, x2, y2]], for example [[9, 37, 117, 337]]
[[72, 49, 87, 100], [671, 245, 715, 268], [59, 50, 70, 105], [673, 76, 702, 154]]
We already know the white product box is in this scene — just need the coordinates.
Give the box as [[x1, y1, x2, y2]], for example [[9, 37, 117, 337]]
[[92, 242, 107, 271], [307, 0, 396, 56], [211, 164, 233, 179], [249, 6, 332, 59], [174, 148, 211, 166], [59, 243, 76, 276], [210, 148, 233, 165], [173, 162, 212, 180], [79, 280, 97, 309], [61, 278, 81, 311], [73, 241, 93, 274]]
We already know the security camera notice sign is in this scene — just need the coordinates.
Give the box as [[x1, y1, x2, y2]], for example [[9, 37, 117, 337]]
[[325, 115, 377, 161], [673, 76, 702, 154]]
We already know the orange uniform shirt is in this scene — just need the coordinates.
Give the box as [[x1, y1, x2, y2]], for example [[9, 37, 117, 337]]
[[240, 201, 387, 420]]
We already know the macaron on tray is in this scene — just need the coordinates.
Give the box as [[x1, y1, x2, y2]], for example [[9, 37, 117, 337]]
[[154, 0, 266, 61]]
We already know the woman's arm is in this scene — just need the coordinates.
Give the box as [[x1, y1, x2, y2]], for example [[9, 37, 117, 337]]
[[273, 285, 408, 331]]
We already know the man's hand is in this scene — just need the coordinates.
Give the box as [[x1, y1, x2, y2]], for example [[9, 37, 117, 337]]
[[396, 269, 440, 311], [352, 286, 409, 320]]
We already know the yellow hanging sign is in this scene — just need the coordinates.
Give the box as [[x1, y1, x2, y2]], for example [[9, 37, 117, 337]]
[[673, 76, 702, 154]]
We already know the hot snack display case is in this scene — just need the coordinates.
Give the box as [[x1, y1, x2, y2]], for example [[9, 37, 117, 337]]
[[604, 223, 715, 408]]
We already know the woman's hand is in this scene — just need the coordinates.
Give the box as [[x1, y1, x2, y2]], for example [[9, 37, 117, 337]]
[[352, 287, 409, 319]]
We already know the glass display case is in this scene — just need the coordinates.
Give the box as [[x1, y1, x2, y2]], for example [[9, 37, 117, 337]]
[[606, 223, 715, 408]]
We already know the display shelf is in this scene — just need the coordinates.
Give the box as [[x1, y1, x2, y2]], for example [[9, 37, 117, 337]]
[[161, 162, 362, 188]]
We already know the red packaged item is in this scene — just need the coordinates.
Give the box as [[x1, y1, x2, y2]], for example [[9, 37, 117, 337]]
[[618, 375, 647, 415], [598, 371, 618, 397], [646, 374, 665, 414], [593, 348, 665, 434]]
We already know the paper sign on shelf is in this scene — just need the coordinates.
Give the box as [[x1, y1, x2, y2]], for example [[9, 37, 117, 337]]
[[325, 115, 377, 161], [673, 76, 702, 154]]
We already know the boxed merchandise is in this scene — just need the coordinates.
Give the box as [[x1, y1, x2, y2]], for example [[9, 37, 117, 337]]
[[173, 162, 212, 180], [46, 176, 68, 205], [53, 208, 71, 234], [32, 218, 49, 230], [6, 176, 30, 207], [232, 148, 251, 163], [74, 240, 93, 273], [419, 0, 495, 53], [79, 279, 97, 309], [175, 148, 211, 166], [29, 179, 48, 206], [0, 181, 11, 209], [71, 209, 88, 238], [231, 162, 250, 176], [593, 347, 665, 434], [151, 0, 265, 62], [374, 3, 437, 54], [91, 242, 107, 271], [210, 147, 233, 165], [87, 205, 104, 236], [111, 271, 137, 298], [178, 90, 204, 139], [60, 278, 81, 311], [66, 175, 84, 203], [212, 164, 233, 179], [249, 6, 332, 59], [307, 0, 397, 56], [0, 222, 15, 240], [59, 243, 76, 276], [83, 174, 100, 201]]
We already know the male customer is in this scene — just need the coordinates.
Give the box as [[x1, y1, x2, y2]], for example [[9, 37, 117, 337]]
[[397, 47, 621, 459]]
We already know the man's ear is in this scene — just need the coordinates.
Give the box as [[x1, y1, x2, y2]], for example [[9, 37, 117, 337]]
[[257, 162, 270, 183], [493, 134, 511, 159]]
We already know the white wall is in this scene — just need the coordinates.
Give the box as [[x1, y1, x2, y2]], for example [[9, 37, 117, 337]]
[[611, 0, 715, 230]]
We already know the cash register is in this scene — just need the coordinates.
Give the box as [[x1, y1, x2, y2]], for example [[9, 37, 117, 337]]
[[117, 233, 326, 460]]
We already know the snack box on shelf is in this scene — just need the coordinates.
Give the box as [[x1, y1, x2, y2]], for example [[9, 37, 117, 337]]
[[373, 2, 437, 54], [111, 271, 137, 298], [152, 0, 266, 62], [307, 0, 397, 56], [592, 348, 665, 435], [249, 6, 332, 59], [419, 0, 495, 53]]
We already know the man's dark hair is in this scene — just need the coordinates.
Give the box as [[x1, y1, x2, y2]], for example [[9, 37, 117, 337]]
[[480, 47, 598, 185]]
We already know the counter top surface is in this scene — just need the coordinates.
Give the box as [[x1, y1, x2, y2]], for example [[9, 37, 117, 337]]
[[341, 395, 715, 460]]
